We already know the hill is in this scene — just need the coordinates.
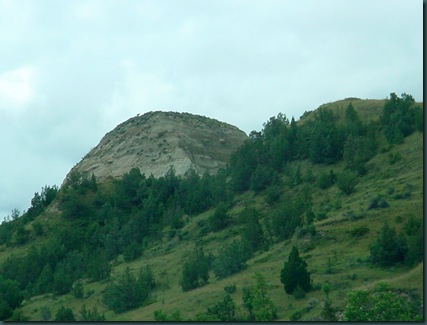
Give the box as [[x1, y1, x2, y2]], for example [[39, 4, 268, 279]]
[[63, 111, 248, 183], [0, 93, 423, 321]]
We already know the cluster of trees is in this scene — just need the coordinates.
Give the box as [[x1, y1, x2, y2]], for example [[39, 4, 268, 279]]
[[193, 273, 277, 321], [369, 217, 423, 267], [102, 266, 156, 313], [228, 93, 421, 194]]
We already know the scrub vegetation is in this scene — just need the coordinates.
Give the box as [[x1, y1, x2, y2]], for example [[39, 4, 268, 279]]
[[0, 93, 423, 321]]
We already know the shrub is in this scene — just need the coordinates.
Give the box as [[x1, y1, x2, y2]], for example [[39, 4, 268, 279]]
[[343, 282, 422, 321], [242, 273, 277, 321], [54, 306, 75, 321], [212, 240, 250, 279], [102, 267, 150, 313], [368, 196, 389, 210], [317, 170, 336, 189], [369, 223, 407, 267], [180, 247, 210, 291], [337, 170, 358, 195], [348, 226, 370, 237], [224, 284, 237, 294]]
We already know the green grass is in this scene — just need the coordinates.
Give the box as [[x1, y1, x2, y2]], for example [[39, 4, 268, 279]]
[[12, 129, 424, 321]]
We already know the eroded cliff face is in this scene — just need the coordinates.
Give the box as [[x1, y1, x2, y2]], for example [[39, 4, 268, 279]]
[[64, 111, 248, 183]]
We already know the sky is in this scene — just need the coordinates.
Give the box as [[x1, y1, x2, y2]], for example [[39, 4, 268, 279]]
[[0, 0, 423, 221]]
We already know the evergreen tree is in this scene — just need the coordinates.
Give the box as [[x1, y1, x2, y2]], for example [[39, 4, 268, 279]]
[[241, 208, 267, 253], [54, 306, 75, 321], [369, 223, 407, 267], [280, 246, 311, 294]]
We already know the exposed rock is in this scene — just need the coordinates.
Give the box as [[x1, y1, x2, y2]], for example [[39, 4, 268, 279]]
[[63, 111, 247, 184]]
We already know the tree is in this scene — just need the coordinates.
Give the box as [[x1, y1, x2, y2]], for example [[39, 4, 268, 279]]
[[103, 267, 149, 313], [280, 246, 311, 294], [79, 305, 105, 321], [242, 273, 277, 321], [343, 282, 422, 321], [54, 306, 75, 321], [369, 223, 407, 267], [208, 203, 231, 231], [381, 92, 416, 144], [212, 240, 251, 279], [180, 247, 210, 291], [336, 170, 358, 195], [206, 294, 237, 321], [241, 208, 267, 253]]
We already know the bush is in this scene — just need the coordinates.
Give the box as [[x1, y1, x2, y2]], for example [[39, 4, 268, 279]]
[[212, 240, 251, 279], [317, 170, 336, 189], [102, 267, 150, 313], [208, 203, 231, 231], [343, 282, 422, 321], [348, 226, 369, 238], [180, 247, 210, 291], [224, 284, 237, 294], [54, 306, 75, 321], [337, 170, 358, 195], [242, 273, 277, 321], [368, 196, 389, 210], [369, 223, 407, 267]]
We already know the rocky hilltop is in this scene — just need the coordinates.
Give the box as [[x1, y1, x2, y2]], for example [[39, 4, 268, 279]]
[[65, 111, 248, 182]]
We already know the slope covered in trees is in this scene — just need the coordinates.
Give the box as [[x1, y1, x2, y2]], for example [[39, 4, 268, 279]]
[[0, 94, 423, 321]]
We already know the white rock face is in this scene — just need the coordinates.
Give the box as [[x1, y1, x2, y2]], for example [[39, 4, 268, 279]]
[[63, 111, 247, 183]]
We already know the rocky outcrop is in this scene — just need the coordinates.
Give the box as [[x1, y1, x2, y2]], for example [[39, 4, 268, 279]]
[[64, 111, 247, 183]]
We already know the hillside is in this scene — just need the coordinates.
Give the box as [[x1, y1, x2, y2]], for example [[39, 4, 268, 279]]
[[0, 94, 423, 321]]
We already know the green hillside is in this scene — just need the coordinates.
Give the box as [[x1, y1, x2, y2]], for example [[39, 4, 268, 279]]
[[0, 93, 423, 321]]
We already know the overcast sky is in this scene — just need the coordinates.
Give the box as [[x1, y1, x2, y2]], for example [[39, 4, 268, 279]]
[[0, 0, 423, 220]]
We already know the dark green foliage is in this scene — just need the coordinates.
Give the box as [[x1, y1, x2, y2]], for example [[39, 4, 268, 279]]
[[381, 93, 416, 144], [0, 276, 23, 320], [240, 208, 267, 253], [343, 282, 422, 321], [54, 306, 76, 321], [123, 242, 143, 262], [180, 247, 210, 291], [206, 294, 237, 321], [368, 196, 389, 210], [86, 248, 111, 281], [308, 108, 345, 164], [138, 265, 156, 291], [212, 240, 251, 279], [53, 262, 74, 295], [369, 223, 407, 267], [317, 170, 336, 189], [250, 165, 275, 193], [270, 195, 305, 241], [224, 284, 237, 294], [72, 281, 84, 299], [403, 216, 423, 266], [280, 246, 311, 294], [102, 267, 150, 313], [336, 170, 358, 195], [242, 273, 277, 321], [348, 226, 370, 238], [208, 202, 231, 231]]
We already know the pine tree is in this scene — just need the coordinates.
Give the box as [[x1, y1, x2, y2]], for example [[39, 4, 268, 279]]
[[280, 246, 311, 294]]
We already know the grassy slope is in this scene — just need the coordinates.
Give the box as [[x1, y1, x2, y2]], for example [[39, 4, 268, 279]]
[[15, 128, 423, 321], [6, 98, 422, 320]]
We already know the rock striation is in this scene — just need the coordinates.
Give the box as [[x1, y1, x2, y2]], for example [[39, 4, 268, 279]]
[[64, 111, 248, 183]]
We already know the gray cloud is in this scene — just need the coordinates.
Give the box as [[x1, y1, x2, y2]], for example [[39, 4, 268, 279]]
[[0, 0, 422, 219]]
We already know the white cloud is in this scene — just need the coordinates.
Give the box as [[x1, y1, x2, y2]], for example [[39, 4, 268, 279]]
[[0, 66, 39, 110]]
